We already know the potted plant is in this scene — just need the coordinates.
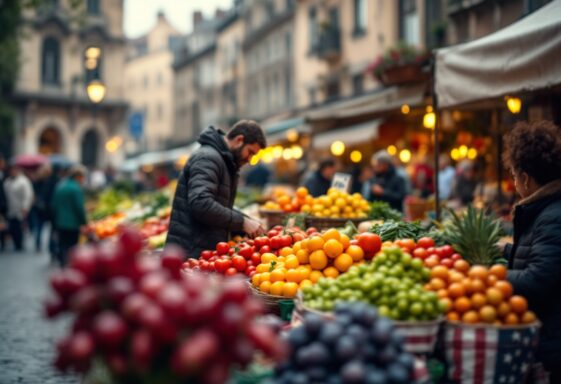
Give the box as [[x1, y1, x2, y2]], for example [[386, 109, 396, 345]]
[[366, 43, 430, 86]]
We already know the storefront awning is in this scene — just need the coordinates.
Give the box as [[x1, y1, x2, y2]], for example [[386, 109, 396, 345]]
[[312, 120, 381, 149], [120, 142, 200, 172], [264, 117, 311, 144]]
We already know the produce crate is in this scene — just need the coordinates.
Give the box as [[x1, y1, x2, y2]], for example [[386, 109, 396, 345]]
[[258, 209, 286, 229], [305, 216, 364, 231], [405, 199, 433, 221], [442, 321, 541, 384]]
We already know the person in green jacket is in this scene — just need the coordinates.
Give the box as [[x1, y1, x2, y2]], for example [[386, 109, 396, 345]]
[[51, 165, 87, 266]]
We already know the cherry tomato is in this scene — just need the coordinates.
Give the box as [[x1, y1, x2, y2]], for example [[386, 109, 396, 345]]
[[268, 230, 279, 238], [225, 267, 238, 277], [260, 245, 271, 254], [306, 227, 318, 235], [238, 245, 254, 259], [417, 237, 435, 249], [424, 255, 440, 268], [215, 258, 231, 273], [251, 253, 261, 265], [273, 225, 283, 232], [228, 248, 236, 256], [216, 242, 230, 255], [245, 266, 256, 277], [413, 248, 428, 260], [200, 250, 213, 260], [254, 236, 270, 249], [400, 239, 416, 251], [281, 235, 292, 248], [208, 261, 216, 272], [440, 245, 454, 258], [451, 253, 463, 261], [426, 247, 436, 255], [270, 236, 282, 250], [441, 258, 454, 268], [232, 256, 247, 272], [357, 233, 382, 254]]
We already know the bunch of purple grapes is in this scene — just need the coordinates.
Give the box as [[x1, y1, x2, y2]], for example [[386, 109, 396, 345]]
[[45, 227, 286, 384]]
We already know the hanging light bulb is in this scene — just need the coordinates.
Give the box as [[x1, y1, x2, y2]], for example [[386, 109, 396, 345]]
[[350, 150, 362, 163], [506, 97, 522, 114]]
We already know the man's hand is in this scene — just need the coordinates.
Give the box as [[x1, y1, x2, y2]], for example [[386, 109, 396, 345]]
[[243, 217, 265, 237], [371, 184, 384, 196]]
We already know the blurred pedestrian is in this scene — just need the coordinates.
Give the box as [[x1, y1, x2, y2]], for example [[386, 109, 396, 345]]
[[51, 165, 87, 266], [392, 156, 412, 196], [452, 160, 477, 206], [364, 150, 406, 211], [438, 154, 456, 200], [4, 165, 34, 251], [29, 164, 52, 252], [350, 165, 373, 195], [411, 156, 434, 198], [245, 163, 271, 190], [90, 168, 107, 190], [44, 165, 65, 263], [303, 158, 336, 197]]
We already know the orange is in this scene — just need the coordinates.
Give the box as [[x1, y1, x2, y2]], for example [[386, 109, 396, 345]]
[[296, 249, 309, 264], [521, 311, 537, 324], [270, 269, 286, 283], [323, 266, 340, 279], [292, 242, 302, 253], [277, 256, 286, 263], [261, 253, 277, 264], [462, 310, 480, 324], [285, 255, 300, 269], [440, 298, 453, 312], [296, 187, 308, 199], [283, 282, 299, 298], [437, 289, 449, 298], [470, 278, 487, 294], [339, 234, 351, 250], [449, 271, 465, 283], [334, 253, 353, 273], [309, 250, 328, 270], [278, 195, 290, 206], [300, 239, 309, 250], [471, 293, 487, 310], [285, 269, 301, 283], [431, 266, 450, 281], [509, 296, 528, 314], [346, 245, 365, 262], [256, 263, 271, 273], [251, 273, 261, 286], [296, 266, 310, 281], [259, 281, 271, 294], [489, 264, 507, 280], [479, 305, 497, 323], [504, 313, 519, 325], [299, 279, 313, 289], [279, 247, 294, 257], [497, 302, 511, 318], [453, 259, 470, 274], [486, 288, 504, 306], [259, 272, 271, 282], [322, 228, 341, 242], [454, 297, 472, 314], [494, 281, 513, 299], [270, 281, 285, 296], [486, 275, 498, 287], [309, 270, 323, 283], [448, 283, 466, 299], [468, 265, 489, 281], [324, 239, 344, 258], [430, 278, 446, 291], [307, 236, 325, 252], [462, 278, 474, 294], [447, 311, 460, 322]]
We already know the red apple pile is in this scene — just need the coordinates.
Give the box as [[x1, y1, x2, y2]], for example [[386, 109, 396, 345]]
[[45, 227, 287, 383], [183, 226, 316, 277]]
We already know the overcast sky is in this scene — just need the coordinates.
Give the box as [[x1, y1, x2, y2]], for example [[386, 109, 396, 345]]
[[124, 0, 234, 38]]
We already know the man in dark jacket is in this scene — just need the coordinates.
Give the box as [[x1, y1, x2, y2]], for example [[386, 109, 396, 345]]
[[364, 150, 406, 211], [304, 159, 336, 197], [166, 121, 266, 258]]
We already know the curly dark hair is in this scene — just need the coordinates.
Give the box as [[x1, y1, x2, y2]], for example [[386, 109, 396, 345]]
[[227, 120, 267, 148], [503, 120, 561, 185]]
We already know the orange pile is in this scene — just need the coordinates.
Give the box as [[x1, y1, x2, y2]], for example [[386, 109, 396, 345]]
[[262, 187, 313, 213], [251, 228, 365, 298], [427, 263, 537, 325]]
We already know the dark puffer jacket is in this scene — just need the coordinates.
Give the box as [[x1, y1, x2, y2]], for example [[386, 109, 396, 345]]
[[365, 166, 406, 211], [166, 127, 244, 258], [505, 179, 561, 370]]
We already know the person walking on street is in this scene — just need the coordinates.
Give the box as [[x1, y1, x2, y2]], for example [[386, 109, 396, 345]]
[[501, 121, 561, 382], [166, 120, 266, 258], [51, 165, 87, 266], [364, 151, 406, 211], [303, 159, 336, 197], [3, 165, 34, 251], [29, 164, 51, 252]]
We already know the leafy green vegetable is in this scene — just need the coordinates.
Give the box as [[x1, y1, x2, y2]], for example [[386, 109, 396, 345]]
[[369, 201, 402, 221], [369, 220, 425, 242]]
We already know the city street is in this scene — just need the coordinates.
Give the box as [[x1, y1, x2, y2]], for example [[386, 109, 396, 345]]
[[0, 242, 77, 384]]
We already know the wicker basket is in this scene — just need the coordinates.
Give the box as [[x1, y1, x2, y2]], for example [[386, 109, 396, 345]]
[[305, 216, 364, 231], [258, 209, 286, 229], [248, 282, 291, 316]]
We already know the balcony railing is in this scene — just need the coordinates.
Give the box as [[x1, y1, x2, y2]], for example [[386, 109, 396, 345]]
[[316, 27, 341, 61]]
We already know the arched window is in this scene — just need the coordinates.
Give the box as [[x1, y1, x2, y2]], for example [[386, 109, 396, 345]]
[[41, 37, 60, 85], [87, 0, 100, 15], [81, 129, 99, 167]]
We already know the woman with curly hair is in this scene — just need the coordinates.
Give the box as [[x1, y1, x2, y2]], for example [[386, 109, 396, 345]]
[[503, 120, 561, 381]]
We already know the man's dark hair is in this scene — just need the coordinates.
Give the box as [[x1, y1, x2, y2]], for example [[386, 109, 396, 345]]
[[227, 120, 267, 148], [319, 158, 336, 172]]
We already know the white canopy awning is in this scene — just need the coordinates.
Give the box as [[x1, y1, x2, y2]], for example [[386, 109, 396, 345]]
[[120, 142, 200, 172], [312, 120, 380, 149], [435, 0, 561, 108]]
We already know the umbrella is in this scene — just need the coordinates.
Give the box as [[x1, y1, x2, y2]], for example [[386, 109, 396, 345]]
[[12, 154, 48, 168], [49, 154, 73, 168]]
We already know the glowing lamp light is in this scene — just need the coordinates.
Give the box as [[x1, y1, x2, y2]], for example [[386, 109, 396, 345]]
[[85, 46, 101, 60], [262, 152, 273, 164], [426, 105, 433, 113], [85, 58, 98, 70], [272, 146, 283, 159], [292, 145, 303, 159], [249, 155, 260, 166], [331, 141, 345, 156], [86, 80, 106, 104], [451, 148, 460, 161], [350, 150, 362, 163], [401, 104, 410, 114], [286, 129, 299, 142], [423, 111, 436, 129], [467, 148, 478, 160], [282, 148, 293, 160], [387, 145, 397, 156], [105, 136, 123, 153], [506, 97, 522, 114], [459, 145, 468, 158], [399, 149, 411, 163]]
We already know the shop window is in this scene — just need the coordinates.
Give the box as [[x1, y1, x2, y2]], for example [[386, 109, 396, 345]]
[[87, 0, 100, 15], [326, 80, 340, 102], [41, 37, 60, 85], [399, 0, 420, 46], [353, 0, 367, 36]]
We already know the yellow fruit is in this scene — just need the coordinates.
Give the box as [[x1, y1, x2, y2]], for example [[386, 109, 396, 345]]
[[283, 282, 299, 298], [334, 253, 354, 272], [330, 206, 341, 215], [340, 234, 350, 249], [292, 242, 302, 253], [300, 279, 313, 289], [286, 269, 301, 283], [335, 198, 347, 208], [252, 273, 261, 286], [270, 281, 285, 296], [307, 236, 325, 251], [296, 187, 309, 199], [323, 266, 340, 279], [277, 256, 285, 263], [280, 247, 293, 257], [309, 270, 323, 283], [296, 249, 309, 264], [260, 272, 271, 282], [312, 204, 324, 213], [270, 269, 285, 282], [324, 239, 344, 258], [296, 266, 310, 281], [256, 263, 271, 273], [323, 209, 332, 217], [285, 255, 300, 269], [261, 253, 276, 264], [346, 245, 364, 262], [301, 204, 311, 213], [344, 205, 354, 214], [309, 250, 328, 270], [259, 281, 271, 293], [322, 228, 341, 242]]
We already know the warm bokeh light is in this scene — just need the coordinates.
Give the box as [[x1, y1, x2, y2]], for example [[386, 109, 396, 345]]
[[86, 80, 106, 104], [467, 148, 478, 160], [423, 112, 435, 129], [286, 129, 299, 142], [282, 148, 293, 160], [401, 104, 410, 114], [459, 145, 468, 158], [350, 150, 362, 163], [387, 145, 397, 156], [506, 97, 522, 114], [292, 145, 303, 159], [399, 149, 411, 163], [331, 141, 345, 156]]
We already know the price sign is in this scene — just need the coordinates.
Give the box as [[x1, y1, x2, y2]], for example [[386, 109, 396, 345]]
[[331, 172, 352, 193]]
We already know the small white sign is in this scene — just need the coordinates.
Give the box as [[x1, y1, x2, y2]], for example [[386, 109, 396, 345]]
[[331, 173, 352, 193]]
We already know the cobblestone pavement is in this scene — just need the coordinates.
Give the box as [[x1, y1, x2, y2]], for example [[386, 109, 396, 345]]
[[0, 242, 78, 384]]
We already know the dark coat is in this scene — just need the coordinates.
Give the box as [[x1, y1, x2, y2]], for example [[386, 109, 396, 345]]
[[505, 179, 561, 370], [365, 167, 406, 211], [304, 171, 331, 197], [166, 127, 244, 258]]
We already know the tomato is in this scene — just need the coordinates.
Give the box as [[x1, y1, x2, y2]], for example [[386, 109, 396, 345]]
[[216, 242, 230, 255], [273, 225, 283, 231], [451, 253, 463, 261], [245, 266, 256, 277], [424, 255, 440, 268], [200, 261, 209, 271], [440, 245, 454, 258], [441, 258, 454, 268], [417, 237, 435, 249], [270, 236, 282, 250], [281, 235, 293, 248], [246, 260, 254, 267], [238, 246, 254, 259], [350, 239, 359, 246], [268, 230, 279, 238], [254, 236, 270, 249], [246, 239, 254, 246], [357, 233, 382, 254], [426, 247, 436, 255], [225, 267, 238, 277], [228, 248, 236, 256], [292, 232, 305, 243], [306, 227, 318, 235], [413, 248, 428, 260], [209, 256, 218, 262], [260, 245, 271, 254], [400, 239, 416, 251], [232, 256, 247, 272], [208, 261, 216, 272], [215, 258, 231, 273], [251, 253, 261, 265], [200, 250, 213, 260]]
